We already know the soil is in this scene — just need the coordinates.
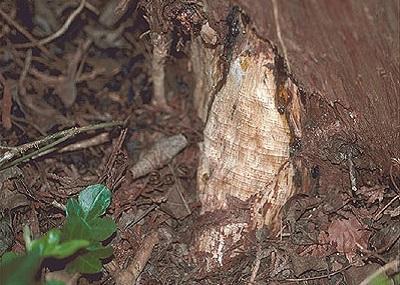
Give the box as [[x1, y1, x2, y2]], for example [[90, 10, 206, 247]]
[[0, 1, 399, 285]]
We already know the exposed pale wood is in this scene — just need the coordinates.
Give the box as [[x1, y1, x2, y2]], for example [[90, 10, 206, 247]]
[[189, 0, 398, 271], [190, 37, 223, 122], [232, 0, 399, 172], [191, 27, 297, 269]]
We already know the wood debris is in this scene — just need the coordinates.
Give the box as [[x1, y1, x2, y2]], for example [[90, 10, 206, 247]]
[[129, 134, 188, 180]]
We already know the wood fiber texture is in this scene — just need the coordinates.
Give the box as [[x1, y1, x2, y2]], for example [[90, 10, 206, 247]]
[[208, 0, 399, 172], [240, 0, 399, 170]]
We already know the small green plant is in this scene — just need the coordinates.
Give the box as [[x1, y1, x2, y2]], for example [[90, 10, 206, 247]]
[[370, 272, 400, 285], [0, 184, 116, 285]]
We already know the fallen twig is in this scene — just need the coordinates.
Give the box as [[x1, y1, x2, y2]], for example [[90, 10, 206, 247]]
[[0, 8, 52, 57], [374, 195, 400, 220], [248, 244, 262, 284], [124, 204, 159, 230], [10, 41, 106, 95], [84, 1, 99, 15], [15, 49, 32, 117], [374, 159, 400, 220], [0, 121, 123, 170], [167, 164, 191, 216], [58, 132, 110, 153], [14, 0, 87, 48], [279, 264, 353, 282], [98, 128, 128, 185], [115, 231, 159, 285], [99, 0, 133, 27], [55, 39, 92, 106]]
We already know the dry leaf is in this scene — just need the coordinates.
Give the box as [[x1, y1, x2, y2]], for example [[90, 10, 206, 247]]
[[290, 253, 328, 276], [45, 271, 79, 285], [300, 231, 332, 257], [0, 214, 13, 255], [54, 78, 77, 107], [0, 167, 29, 211], [358, 185, 386, 204], [327, 216, 370, 262]]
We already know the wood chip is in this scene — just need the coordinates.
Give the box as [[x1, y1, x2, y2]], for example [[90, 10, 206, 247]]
[[129, 134, 188, 180]]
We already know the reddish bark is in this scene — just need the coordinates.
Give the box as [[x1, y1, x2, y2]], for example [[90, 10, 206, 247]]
[[190, 0, 399, 270], [207, 0, 399, 174]]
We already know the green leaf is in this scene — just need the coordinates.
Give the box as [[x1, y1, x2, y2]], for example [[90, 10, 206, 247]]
[[393, 273, 400, 284], [0, 251, 18, 265], [66, 243, 113, 274], [61, 184, 115, 274], [63, 184, 115, 242], [78, 184, 111, 220], [48, 240, 90, 259], [89, 216, 117, 241], [65, 199, 84, 221], [62, 210, 91, 242], [0, 250, 42, 285], [1, 184, 116, 283], [29, 229, 89, 259], [30, 229, 61, 255], [371, 272, 391, 285], [63, 184, 117, 241]]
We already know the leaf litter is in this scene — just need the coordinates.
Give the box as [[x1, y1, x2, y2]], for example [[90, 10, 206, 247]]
[[0, 0, 398, 284]]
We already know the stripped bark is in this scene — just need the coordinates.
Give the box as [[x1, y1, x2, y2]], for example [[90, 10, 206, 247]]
[[135, 0, 398, 272], [188, 0, 398, 271], [190, 24, 301, 269]]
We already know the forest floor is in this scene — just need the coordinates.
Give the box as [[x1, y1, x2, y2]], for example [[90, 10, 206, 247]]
[[0, 1, 399, 285]]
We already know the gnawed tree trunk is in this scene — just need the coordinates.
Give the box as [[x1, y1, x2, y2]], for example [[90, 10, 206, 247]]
[[190, 26, 300, 269], [140, 0, 398, 272], [187, 0, 399, 271]]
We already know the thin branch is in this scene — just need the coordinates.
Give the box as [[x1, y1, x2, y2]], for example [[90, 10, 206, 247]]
[[374, 195, 400, 220], [374, 159, 400, 220], [17, 49, 32, 110], [115, 231, 159, 284], [124, 204, 159, 230], [15, 0, 87, 48], [279, 264, 352, 282], [0, 8, 52, 57], [0, 121, 123, 170], [58, 133, 110, 153], [84, 1, 99, 15]]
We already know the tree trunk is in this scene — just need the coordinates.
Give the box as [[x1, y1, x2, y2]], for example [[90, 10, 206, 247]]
[[189, 0, 399, 271]]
